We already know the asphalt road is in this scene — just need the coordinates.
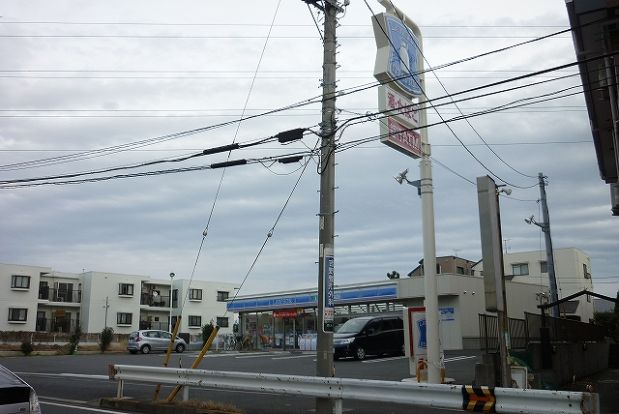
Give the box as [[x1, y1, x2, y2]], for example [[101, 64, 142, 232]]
[[1, 349, 482, 414]]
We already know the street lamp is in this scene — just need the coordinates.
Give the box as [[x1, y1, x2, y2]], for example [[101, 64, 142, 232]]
[[168, 272, 175, 332], [395, 167, 441, 384]]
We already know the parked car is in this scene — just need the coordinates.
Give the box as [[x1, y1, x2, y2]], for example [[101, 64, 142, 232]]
[[127, 330, 187, 354], [0, 363, 41, 414], [333, 315, 404, 360]]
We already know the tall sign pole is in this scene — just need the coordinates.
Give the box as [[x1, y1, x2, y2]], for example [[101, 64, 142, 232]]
[[373, 0, 441, 383], [477, 175, 511, 387], [316, 1, 338, 413]]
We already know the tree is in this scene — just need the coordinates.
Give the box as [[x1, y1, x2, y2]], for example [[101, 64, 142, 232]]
[[202, 321, 215, 346], [386, 271, 400, 279], [68, 325, 81, 355], [99, 327, 114, 353]]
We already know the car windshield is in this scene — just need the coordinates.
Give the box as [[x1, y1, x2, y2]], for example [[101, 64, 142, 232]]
[[336, 318, 370, 334]]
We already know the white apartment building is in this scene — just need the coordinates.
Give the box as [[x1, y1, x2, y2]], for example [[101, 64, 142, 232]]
[[1, 263, 239, 341], [474, 247, 595, 322]]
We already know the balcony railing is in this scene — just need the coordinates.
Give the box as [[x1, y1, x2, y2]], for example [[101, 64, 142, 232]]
[[140, 292, 171, 308], [139, 320, 170, 330], [36, 317, 79, 333], [38, 287, 81, 303]]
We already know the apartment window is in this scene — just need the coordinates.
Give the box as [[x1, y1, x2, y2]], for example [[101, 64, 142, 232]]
[[583, 264, 591, 279], [8, 308, 28, 322], [511, 263, 529, 276], [217, 291, 229, 302], [117, 312, 132, 325], [11, 275, 30, 289], [217, 317, 229, 327], [189, 289, 203, 301], [118, 283, 134, 296], [188, 315, 202, 327], [540, 261, 548, 273]]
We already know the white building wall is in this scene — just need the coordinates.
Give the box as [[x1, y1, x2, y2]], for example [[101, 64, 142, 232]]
[[81, 271, 145, 334], [0, 263, 47, 332], [172, 279, 238, 341], [501, 248, 595, 321], [398, 273, 550, 349]]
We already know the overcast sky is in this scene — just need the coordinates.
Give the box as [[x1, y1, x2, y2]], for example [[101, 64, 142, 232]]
[[1, 0, 617, 302]]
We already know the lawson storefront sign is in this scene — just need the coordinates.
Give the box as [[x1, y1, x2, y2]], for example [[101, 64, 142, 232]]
[[226, 284, 397, 313]]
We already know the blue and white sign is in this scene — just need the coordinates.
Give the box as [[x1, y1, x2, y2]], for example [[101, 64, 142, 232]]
[[323, 252, 335, 332], [372, 13, 422, 98]]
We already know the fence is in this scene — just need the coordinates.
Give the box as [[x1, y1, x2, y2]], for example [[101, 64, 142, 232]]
[[109, 364, 599, 414], [524, 312, 606, 342], [479, 314, 528, 352]]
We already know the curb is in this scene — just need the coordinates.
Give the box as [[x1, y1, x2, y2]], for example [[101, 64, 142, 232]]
[[100, 397, 243, 414]]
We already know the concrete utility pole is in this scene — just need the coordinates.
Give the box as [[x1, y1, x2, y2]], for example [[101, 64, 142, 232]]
[[538, 173, 560, 318], [525, 173, 559, 318], [103, 296, 109, 329], [315, 1, 338, 413]]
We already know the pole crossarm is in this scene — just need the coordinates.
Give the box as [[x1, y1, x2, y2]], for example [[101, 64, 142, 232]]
[[110, 364, 599, 414]]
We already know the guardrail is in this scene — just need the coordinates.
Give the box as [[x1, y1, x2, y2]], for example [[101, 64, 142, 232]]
[[109, 364, 599, 414]]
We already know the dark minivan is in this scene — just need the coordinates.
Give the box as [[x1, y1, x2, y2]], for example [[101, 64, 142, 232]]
[[333, 315, 404, 360]]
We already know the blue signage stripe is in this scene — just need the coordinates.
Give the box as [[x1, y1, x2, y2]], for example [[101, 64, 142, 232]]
[[226, 285, 397, 312]]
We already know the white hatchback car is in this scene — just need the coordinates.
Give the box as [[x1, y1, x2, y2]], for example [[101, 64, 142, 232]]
[[127, 330, 187, 354], [0, 363, 41, 414]]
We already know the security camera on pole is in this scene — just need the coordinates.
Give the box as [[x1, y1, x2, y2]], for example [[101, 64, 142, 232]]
[[372, 0, 442, 384]]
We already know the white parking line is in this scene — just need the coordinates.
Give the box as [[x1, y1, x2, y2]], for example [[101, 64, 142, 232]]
[[272, 354, 316, 360], [361, 356, 407, 364], [235, 353, 281, 359], [444, 355, 476, 363]]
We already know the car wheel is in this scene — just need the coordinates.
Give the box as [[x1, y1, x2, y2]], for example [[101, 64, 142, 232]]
[[334, 354, 340, 361], [140, 344, 151, 354], [129, 350, 138, 354], [175, 343, 185, 353], [354, 346, 366, 361]]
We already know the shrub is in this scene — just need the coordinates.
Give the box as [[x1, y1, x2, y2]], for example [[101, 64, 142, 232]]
[[99, 327, 114, 353], [20, 341, 33, 356], [68, 325, 82, 355], [202, 321, 215, 346]]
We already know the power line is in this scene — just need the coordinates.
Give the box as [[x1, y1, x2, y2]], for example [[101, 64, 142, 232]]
[[0, 28, 599, 173], [0, 20, 568, 28]]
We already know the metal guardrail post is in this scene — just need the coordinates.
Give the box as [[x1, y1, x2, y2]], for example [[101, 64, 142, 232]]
[[116, 380, 124, 399]]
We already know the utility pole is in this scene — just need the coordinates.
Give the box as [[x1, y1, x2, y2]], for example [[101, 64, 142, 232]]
[[538, 173, 560, 318], [524, 173, 559, 317], [103, 296, 109, 329], [315, 1, 338, 413]]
